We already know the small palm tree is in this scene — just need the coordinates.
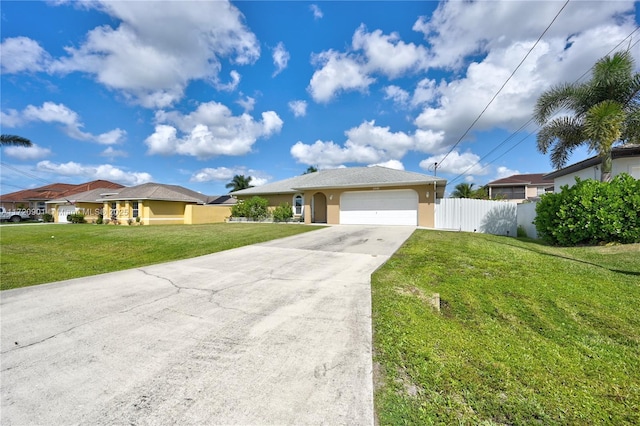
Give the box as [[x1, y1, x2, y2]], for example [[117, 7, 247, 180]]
[[1, 134, 32, 147], [451, 182, 475, 198], [303, 165, 318, 174], [226, 175, 253, 193], [534, 51, 640, 182]]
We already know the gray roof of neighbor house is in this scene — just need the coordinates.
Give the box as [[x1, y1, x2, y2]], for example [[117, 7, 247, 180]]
[[232, 166, 446, 196], [45, 187, 122, 204], [487, 173, 552, 187], [96, 183, 210, 204], [544, 144, 640, 179]]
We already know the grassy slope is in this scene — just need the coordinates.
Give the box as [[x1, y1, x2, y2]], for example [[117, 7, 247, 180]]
[[372, 230, 640, 425], [0, 223, 318, 290]]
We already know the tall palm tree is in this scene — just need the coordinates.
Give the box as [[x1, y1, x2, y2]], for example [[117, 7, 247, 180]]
[[534, 51, 640, 182], [226, 174, 253, 193], [451, 182, 475, 198], [303, 165, 318, 174], [1, 134, 32, 147]]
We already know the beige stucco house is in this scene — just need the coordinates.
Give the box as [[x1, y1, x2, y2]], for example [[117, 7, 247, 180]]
[[47, 183, 235, 225], [232, 166, 446, 227], [486, 173, 554, 203]]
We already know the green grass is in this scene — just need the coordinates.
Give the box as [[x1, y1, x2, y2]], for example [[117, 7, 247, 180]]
[[372, 230, 640, 425], [0, 223, 319, 290]]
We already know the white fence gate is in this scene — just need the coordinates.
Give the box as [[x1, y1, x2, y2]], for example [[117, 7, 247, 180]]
[[435, 198, 518, 236], [516, 202, 538, 239]]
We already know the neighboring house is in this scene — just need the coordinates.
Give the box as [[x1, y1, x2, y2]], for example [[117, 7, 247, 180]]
[[486, 173, 553, 203], [544, 144, 640, 191], [47, 183, 235, 225], [232, 166, 446, 227], [0, 180, 123, 214]]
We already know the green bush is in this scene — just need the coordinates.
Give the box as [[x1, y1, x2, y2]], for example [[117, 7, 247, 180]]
[[231, 197, 269, 221], [534, 173, 640, 246], [68, 212, 86, 224], [42, 213, 54, 223], [273, 202, 293, 222], [96, 214, 103, 225]]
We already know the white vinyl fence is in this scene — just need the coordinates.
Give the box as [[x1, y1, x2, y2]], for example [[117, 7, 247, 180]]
[[516, 202, 538, 239], [435, 198, 518, 236]]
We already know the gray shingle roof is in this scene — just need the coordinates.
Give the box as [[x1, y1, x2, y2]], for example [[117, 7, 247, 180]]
[[96, 183, 209, 203], [233, 166, 446, 195], [46, 187, 122, 204]]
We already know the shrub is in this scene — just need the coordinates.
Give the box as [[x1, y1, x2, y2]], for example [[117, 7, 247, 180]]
[[96, 214, 103, 225], [135, 216, 141, 223], [68, 212, 86, 224], [42, 213, 54, 223], [127, 218, 134, 225], [231, 197, 269, 221], [534, 173, 640, 246], [273, 202, 293, 222]]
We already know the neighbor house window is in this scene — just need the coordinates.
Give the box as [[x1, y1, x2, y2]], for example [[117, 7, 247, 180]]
[[293, 194, 303, 215], [492, 186, 525, 200], [132, 201, 139, 218], [110, 202, 117, 219]]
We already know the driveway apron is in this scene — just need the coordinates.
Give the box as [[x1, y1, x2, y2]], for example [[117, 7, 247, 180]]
[[1, 225, 414, 425]]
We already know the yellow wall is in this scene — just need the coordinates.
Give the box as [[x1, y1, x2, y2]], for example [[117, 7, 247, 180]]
[[147, 200, 186, 225], [184, 205, 232, 224]]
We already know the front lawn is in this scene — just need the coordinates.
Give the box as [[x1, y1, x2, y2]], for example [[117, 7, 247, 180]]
[[372, 230, 640, 425], [0, 223, 319, 290]]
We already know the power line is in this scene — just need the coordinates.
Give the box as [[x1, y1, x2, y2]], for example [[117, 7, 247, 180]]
[[435, 0, 571, 172], [0, 161, 52, 186]]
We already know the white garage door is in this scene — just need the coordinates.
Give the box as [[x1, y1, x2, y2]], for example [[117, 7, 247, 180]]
[[57, 206, 76, 223], [340, 189, 418, 225]]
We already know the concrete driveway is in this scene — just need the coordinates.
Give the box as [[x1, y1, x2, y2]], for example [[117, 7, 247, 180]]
[[1, 225, 414, 425]]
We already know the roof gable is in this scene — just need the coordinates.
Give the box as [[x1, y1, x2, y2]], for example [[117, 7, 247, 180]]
[[487, 173, 551, 186], [97, 182, 209, 203]]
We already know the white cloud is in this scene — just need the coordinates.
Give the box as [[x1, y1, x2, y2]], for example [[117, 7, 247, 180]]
[[190, 166, 269, 186], [368, 160, 405, 170], [37, 160, 152, 186], [0, 37, 51, 74], [2, 144, 52, 161], [1, 102, 126, 144], [308, 50, 374, 103], [310, 4, 323, 20], [236, 95, 256, 112], [100, 146, 128, 160], [383, 85, 410, 106], [214, 70, 241, 92], [146, 101, 283, 159], [291, 120, 447, 168], [44, 0, 259, 108], [288, 100, 307, 117], [309, 25, 431, 103], [272, 42, 290, 76], [495, 166, 520, 179], [419, 151, 490, 176]]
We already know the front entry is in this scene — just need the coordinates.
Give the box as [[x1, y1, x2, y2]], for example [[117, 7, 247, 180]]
[[312, 192, 327, 223]]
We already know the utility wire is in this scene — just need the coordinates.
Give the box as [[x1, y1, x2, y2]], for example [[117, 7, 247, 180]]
[[435, 0, 571, 173]]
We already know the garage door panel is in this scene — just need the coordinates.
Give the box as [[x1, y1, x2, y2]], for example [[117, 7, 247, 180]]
[[340, 190, 417, 225]]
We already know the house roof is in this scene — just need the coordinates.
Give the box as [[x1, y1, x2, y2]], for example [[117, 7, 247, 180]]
[[544, 144, 640, 179], [0, 180, 123, 202], [46, 187, 123, 204], [96, 182, 209, 203], [487, 173, 552, 187], [232, 166, 447, 196]]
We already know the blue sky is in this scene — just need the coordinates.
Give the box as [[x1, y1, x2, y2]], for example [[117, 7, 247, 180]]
[[2, 0, 639, 196]]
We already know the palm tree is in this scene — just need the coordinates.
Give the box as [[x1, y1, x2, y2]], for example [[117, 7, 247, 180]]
[[534, 51, 640, 182], [303, 165, 318, 174], [451, 182, 475, 198], [1, 134, 32, 147], [226, 174, 253, 193]]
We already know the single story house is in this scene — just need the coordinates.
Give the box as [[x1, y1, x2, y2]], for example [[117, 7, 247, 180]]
[[486, 173, 553, 203], [1, 180, 123, 214], [47, 183, 235, 225], [544, 144, 640, 191], [232, 166, 446, 227]]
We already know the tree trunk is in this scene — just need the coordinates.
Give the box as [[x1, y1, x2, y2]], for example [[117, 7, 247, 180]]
[[600, 151, 613, 182]]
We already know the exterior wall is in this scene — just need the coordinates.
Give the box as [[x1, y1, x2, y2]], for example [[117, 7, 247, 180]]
[[553, 157, 640, 192], [435, 198, 518, 236], [147, 201, 186, 225], [184, 204, 232, 224]]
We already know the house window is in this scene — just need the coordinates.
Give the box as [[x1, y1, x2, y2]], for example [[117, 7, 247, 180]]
[[492, 186, 525, 200], [536, 187, 546, 196], [110, 202, 117, 219], [132, 202, 139, 218], [293, 194, 303, 215]]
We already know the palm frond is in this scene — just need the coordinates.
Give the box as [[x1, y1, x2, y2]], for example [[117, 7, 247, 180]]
[[584, 100, 625, 155], [0, 134, 32, 147], [533, 83, 582, 124]]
